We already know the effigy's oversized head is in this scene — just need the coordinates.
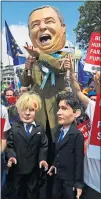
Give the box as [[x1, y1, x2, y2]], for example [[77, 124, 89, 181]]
[[28, 6, 66, 54]]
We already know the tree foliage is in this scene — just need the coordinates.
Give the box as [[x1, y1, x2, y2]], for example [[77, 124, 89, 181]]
[[74, 1, 101, 51]]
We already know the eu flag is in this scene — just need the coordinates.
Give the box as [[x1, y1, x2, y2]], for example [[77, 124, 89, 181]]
[[5, 21, 26, 65], [78, 61, 92, 87]]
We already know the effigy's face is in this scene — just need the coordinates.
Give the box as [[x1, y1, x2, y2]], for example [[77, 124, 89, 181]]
[[29, 7, 66, 54]]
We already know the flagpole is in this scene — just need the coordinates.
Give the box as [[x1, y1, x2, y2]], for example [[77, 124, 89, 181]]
[[8, 55, 10, 65]]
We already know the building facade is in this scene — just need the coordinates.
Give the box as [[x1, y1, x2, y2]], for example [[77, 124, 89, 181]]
[[2, 65, 14, 84]]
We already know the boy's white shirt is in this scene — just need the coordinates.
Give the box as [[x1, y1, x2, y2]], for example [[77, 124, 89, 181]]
[[24, 121, 36, 134]]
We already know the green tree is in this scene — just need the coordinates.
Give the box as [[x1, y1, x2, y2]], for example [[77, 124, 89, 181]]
[[74, 1, 101, 51]]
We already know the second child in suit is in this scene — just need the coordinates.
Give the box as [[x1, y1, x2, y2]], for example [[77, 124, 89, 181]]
[[48, 92, 84, 199], [5, 92, 48, 199]]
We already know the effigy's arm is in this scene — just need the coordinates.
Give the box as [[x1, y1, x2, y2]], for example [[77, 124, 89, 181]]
[[20, 69, 34, 87], [38, 52, 69, 74]]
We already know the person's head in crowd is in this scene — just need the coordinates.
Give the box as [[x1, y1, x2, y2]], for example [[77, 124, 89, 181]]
[[28, 5, 66, 54], [89, 81, 95, 91], [4, 88, 15, 100], [87, 90, 97, 101], [3, 88, 17, 105], [56, 92, 81, 128], [16, 92, 42, 123], [76, 104, 89, 125]]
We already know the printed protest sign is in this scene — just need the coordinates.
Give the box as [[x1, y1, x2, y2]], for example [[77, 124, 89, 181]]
[[84, 32, 101, 73], [77, 119, 91, 154], [0, 118, 5, 140], [87, 94, 101, 160]]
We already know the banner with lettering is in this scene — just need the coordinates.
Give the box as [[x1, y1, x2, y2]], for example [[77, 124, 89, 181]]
[[87, 94, 101, 160], [77, 119, 91, 154], [84, 32, 101, 73], [0, 118, 5, 140]]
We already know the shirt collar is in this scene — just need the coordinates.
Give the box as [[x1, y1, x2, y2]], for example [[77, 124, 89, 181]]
[[24, 121, 36, 127], [61, 125, 71, 135]]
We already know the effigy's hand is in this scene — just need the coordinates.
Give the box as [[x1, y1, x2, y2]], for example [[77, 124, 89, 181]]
[[7, 157, 17, 168], [25, 55, 36, 70], [76, 188, 82, 199], [39, 160, 48, 171], [47, 166, 57, 176], [24, 42, 40, 58], [59, 54, 74, 70]]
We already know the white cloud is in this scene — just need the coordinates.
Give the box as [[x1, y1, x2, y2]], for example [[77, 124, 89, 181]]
[[1, 23, 75, 66], [2, 23, 32, 66]]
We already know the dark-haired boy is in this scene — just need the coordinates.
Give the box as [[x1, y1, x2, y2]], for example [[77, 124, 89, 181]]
[[48, 92, 84, 199]]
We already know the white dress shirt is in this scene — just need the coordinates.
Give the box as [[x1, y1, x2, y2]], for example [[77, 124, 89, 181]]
[[24, 121, 36, 134], [60, 125, 71, 139]]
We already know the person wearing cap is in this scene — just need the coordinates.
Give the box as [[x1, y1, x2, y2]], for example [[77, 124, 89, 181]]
[[87, 90, 97, 101]]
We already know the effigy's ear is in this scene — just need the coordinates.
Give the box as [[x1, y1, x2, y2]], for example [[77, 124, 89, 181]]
[[75, 109, 81, 118]]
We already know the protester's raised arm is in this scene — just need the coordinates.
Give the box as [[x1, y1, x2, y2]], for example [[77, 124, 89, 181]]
[[63, 55, 90, 106], [71, 71, 89, 106], [94, 72, 101, 94]]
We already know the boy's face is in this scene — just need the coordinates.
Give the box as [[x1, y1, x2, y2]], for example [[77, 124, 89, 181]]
[[18, 108, 36, 123], [57, 100, 76, 127]]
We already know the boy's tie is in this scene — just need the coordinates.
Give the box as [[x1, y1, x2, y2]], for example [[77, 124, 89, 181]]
[[26, 124, 32, 136], [58, 130, 64, 142]]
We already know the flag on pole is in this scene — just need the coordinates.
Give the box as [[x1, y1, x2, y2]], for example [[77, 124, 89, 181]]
[[11, 80, 15, 89], [5, 20, 26, 65], [78, 61, 92, 86]]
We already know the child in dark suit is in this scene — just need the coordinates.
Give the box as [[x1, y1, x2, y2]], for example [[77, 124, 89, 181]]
[[6, 92, 48, 199], [48, 92, 84, 199]]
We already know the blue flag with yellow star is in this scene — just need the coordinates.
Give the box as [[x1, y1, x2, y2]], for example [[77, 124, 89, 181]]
[[78, 61, 92, 87], [5, 21, 26, 65]]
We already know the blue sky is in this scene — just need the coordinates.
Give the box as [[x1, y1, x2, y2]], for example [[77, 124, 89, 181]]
[[2, 1, 85, 44]]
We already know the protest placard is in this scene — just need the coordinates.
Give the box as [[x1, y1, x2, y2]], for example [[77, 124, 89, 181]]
[[84, 32, 101, 73], [87, 94, 101, 160], [77, 119, 91, 154], [0, 118, 6, 140]]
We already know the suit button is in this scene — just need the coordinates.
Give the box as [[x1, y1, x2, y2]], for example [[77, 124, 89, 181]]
[[57, 154, 59, 158], [57, 168, 59, 172], [57, 161, 59, 164]]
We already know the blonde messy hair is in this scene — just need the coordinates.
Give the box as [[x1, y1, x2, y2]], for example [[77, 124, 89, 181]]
[[16, 92, 42, 112]]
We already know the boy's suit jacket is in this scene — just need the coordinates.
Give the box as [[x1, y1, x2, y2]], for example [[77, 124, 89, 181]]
[[53, 124, 84, 189], [6, 121, 48, 174]]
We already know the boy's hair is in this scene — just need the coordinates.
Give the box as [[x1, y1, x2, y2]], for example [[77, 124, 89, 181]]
[[57, 92, 81, 112], [16, 92, 42, 112]]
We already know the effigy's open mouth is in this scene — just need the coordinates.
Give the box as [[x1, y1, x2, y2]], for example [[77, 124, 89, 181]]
[[39, 34, 51, 44]]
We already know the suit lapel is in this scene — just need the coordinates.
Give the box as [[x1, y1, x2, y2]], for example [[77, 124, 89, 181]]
[[29, 122, 40, 140], [56, 125, 75, 150], [55, 126, 61, 144], [17, 121, 40, 142], [17, 121, 28, 143]]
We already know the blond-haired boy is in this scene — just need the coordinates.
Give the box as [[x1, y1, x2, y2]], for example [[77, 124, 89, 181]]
[[6, 92, 48, 199]]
